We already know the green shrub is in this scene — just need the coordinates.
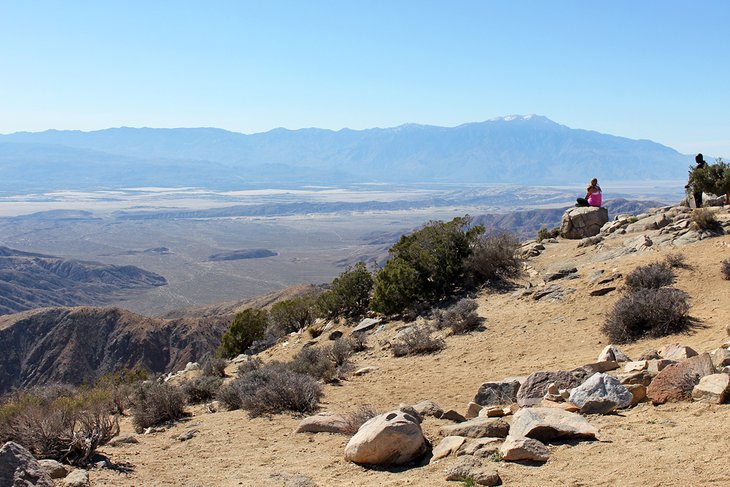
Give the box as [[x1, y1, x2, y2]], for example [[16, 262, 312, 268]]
[[269, 294, 319, 336], [0, 386, 119, 465], [688, 159, 730, 199], [217, 308, 269, 359], [602, 288, 692, 343], [181, 376, 223, 404], [391, 325, 445, 357], [129, 382, 186, 431], [371, 217, 483, 314], [625, 263, 675, 290], [316, 263, 374, 319], [221, 362, 323, 417], [433, 298, 482, 334]]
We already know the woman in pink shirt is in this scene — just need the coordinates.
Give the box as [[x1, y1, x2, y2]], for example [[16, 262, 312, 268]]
[[576, 178, 602, 207]]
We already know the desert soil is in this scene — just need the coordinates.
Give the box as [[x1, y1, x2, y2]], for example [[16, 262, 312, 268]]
[[93, 217, 730, 486]]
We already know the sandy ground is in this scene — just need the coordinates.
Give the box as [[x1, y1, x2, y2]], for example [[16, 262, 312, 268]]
[[92, 212, 730, 486]]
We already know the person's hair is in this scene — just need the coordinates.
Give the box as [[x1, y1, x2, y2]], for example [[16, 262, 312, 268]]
[[590, 178, 598, 186], [695, 153, 705, 165]]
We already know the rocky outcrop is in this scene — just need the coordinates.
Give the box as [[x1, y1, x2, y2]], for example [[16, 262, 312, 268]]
[[560, 207, 609, 239], [0, 441, 54, 487], [344, 410, 427, 465]]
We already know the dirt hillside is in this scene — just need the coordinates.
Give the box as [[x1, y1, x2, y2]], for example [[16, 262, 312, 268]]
[[93, 207, 730, 487]]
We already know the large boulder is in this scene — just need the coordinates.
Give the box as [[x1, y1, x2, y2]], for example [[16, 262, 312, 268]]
[[691, 374, 730, 404], [568, 372, 633, 414], [516, 369, 589, 407], [0, 441, 54, 487], [560, 207, 609, 239], [647, 353, 716, 404], [473, 380, 521, 406], [344, 410, 427, 465], [509, 407, 599, 441]]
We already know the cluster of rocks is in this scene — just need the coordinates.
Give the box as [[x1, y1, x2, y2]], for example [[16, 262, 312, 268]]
[[293, 328, 729, 485], [0, 442, 90, 487]]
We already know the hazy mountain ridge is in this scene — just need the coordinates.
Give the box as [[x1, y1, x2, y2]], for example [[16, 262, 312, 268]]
[[0, 246, 167, 315], [0, 116, 689, 191]]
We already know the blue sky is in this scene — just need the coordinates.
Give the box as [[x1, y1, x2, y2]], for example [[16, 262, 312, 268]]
[[1, 1, 728, 156]]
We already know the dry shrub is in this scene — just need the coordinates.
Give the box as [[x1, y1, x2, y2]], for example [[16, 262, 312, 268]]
[[625, 262, 675, 290], [341, 405, 379, 436], [96, 367, 149, 415], [602, 288, 692, 343], [290, 346, 338, 382], [433, 298, 482, 334], [201, 357, 228, 378], [722, 259, 730, 280], [236, 357, 263, 377], [690, 208, 722, 232], [392, 325, 445, 357], [181, 376, 223, 404], [129, 382, 186, 431], [465, 233, 522, 283], [664, 252, 688, 269], [536, 226, 560, 242], [222, 362, 323, 417], [0, 386, 119, 465]]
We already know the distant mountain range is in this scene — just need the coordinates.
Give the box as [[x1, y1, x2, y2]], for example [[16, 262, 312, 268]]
[[0, 116, 690, 191], [0, 246, 166, 315]]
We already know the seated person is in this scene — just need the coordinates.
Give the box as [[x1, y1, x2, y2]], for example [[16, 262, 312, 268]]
[[576, 178, 602, 207]]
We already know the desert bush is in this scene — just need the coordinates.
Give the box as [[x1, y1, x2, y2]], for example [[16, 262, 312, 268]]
[[688, 158, 730, 200], [624, 262, 675, 290], [223, 362, 323, 417], [602, 288, 692, 343], [536, 226, 560, 242], [465, 233, 521, 284], [269, 294, 319, 336], [690, 208, 722, 232], [664, 252, 688, 269], [129, 382, 186, 431], [217, 308, 269, 359], [0, 386, 119, 465], [391, 325, 445, 357], [181, 376, 223, 404], [344, 332, 368, 353], [433, 298, 482, 334], [290, 346, 338, 382], [201, 356, 228, 378], [722, 259, 730, 280], [236, 356, 263, 376], [316, 263, 374, 319], [342, 405, 379, 436], [371, 217, 484, 314]]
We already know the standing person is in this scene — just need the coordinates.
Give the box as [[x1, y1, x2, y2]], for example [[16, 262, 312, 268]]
[[688, 153, 707, 208], [576, 178, 602, 207]]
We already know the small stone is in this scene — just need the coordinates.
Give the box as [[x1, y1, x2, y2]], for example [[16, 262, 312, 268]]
[[657, 344, 698, 361], [500, 436, 550, 462], [108, 435, 139, 447], [711, 348, 730, 368], [510, 407, 598, 441], [38, 459, 68, 479], [568, 372, 633, 414], [590, 287, 616, 296], [412, 400, 443, 418], [581, 361, 619, 374], [440, 409, 467, 423], [353, 366, 378, 376], [624, 384, 647, 406], [646, 359, 676, 375], [597, 344, 632, 362], [440, 417, 510, 438], [61, 469, 90, 487], [539, 399, 580, 412], [638, 349, 661, 360], [478, 406, 509, 418], [465, 402, 483, 419], [692, 374, 730, 404], [444, 457, 500, 486], [177, 429, 199, 441], [457, 437, 503, 458], [295, 413, 349, 434], [328, 330, 344, 340], [398, 404, 422, 423], [352, 318, 382, 333], [624, 361, 648, 372], [430, 436, 466, 463], [473, 380, 521, 406]]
